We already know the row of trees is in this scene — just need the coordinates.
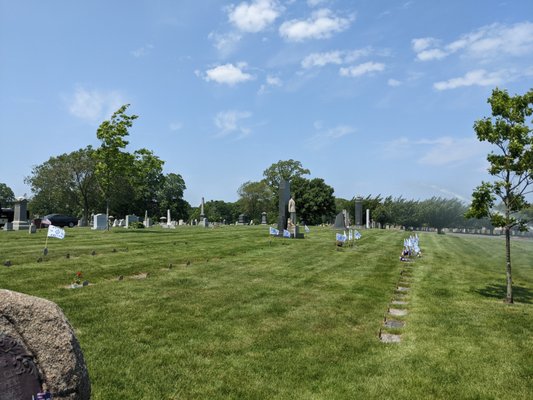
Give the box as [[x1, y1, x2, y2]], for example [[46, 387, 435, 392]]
[[335, 195, 496, 233], [24, 105, 189, 223]]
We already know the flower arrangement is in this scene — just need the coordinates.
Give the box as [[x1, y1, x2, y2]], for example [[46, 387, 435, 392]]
[[73, 271, 82, 285]]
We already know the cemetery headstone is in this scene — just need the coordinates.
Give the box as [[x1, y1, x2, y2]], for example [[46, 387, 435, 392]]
[[277, 180, 291, 234], [366, 209, 370, 229], [29, 223, 37, 234], [92, 214, 107, 230], [125, 214, 139, 227], [354, 197, 363, 226], [12, 198, 30, 231], [238, 214, 249, 225], [334, 211, 345, 229], [261, 212, 267, 225], [0, 289, 91, 399]]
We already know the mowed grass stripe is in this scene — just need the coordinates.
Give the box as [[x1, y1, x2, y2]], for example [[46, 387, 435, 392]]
[[1, 227, 532, 399]]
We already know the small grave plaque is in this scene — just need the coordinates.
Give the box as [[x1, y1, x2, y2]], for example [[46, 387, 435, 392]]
[[384, 319, 405, 328], [0, 334, 42, 400]]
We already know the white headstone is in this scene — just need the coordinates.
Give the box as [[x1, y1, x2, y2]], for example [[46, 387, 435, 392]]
[[366, 209, 370, 229], [92, 214, 107, 230], [125, 215, 139, 227]]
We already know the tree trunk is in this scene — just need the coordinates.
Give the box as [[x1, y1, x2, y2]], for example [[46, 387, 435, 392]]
[[504, 226, 513, 303]]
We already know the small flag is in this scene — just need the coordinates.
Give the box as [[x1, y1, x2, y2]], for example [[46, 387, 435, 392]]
[[47, 225, 65, 240], [354, 230, 361, 240], [283, 229, 291, 238], [269, 226, 279, 236], [304, 225, 310, 233], [336, 233, 346, 242], [348, 230, 353, 241]]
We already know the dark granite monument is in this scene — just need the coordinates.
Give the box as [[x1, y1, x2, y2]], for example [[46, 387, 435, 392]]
[[277, 180, 291, 233], [354, 197, 363, 226]]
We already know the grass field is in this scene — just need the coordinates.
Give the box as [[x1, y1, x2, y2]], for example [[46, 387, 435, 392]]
[[1, 226, 532, 399]]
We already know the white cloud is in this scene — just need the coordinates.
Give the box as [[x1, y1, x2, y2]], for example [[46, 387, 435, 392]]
[[228, 0, 282, 33], [68, 87, 125, 122], [258, 74, 283, 94], [339, 61, 385, 77], [383, 136, 491, 167], [411, 37, 439, 53], [412, 22, 533, 61], [307, 0, 328, 6], [202, 63, 254, 85], [433, 69, 505, 90], [130, 44, 154, 58], [415, 48, 448, 61], [208, 32, 242, 57], [214, 110, 252, 138], [388, 78, 401, 87], [308, 122, 355, 149], [301, 48, 371, 69], [279, 8, 353, 41]]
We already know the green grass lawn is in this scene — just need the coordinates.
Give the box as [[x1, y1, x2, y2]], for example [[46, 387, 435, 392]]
[[1, 226, 532, 399]]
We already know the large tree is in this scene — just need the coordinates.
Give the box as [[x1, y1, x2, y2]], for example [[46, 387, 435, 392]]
[[93, 104, 138, 223], [156, 173, 189, 221], [262, 159, 310, 190], [131, 148, 165, 215], [291, 176, 336, 225], [466, 88, 533, 304], [237, 180, 273, 222], [0, 183, 15, 208], [25, 147, 100, 220]]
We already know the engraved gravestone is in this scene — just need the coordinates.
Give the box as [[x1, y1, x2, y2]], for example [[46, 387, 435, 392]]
[[0, 334, 42, 400], [0, 290, 91, 399]]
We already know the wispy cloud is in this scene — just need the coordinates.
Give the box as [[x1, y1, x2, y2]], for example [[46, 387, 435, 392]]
[[279, 8, 354, 41], [214, 110, 252, 139], [67, 87, 125, 123], [383, 136, 491, 166], [388, 78, 402, 87], [130, 44, 154, 58], [301, 48, 371, 68], [198, 63, 254, 85], [339, 61, 385, 77], [433, 69, 505, 90], [307, 122, 355, 149], [258, 74, 283, 94], [412, 21, 533, 61], [208, 32, 242, 57], [228, 0, 282, 33]]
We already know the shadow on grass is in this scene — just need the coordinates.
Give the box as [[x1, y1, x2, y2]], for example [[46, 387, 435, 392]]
[[475, 283, 533, 304]]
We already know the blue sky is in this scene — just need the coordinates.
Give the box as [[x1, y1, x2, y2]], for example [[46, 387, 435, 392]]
[[1, 0, 532, 206]]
